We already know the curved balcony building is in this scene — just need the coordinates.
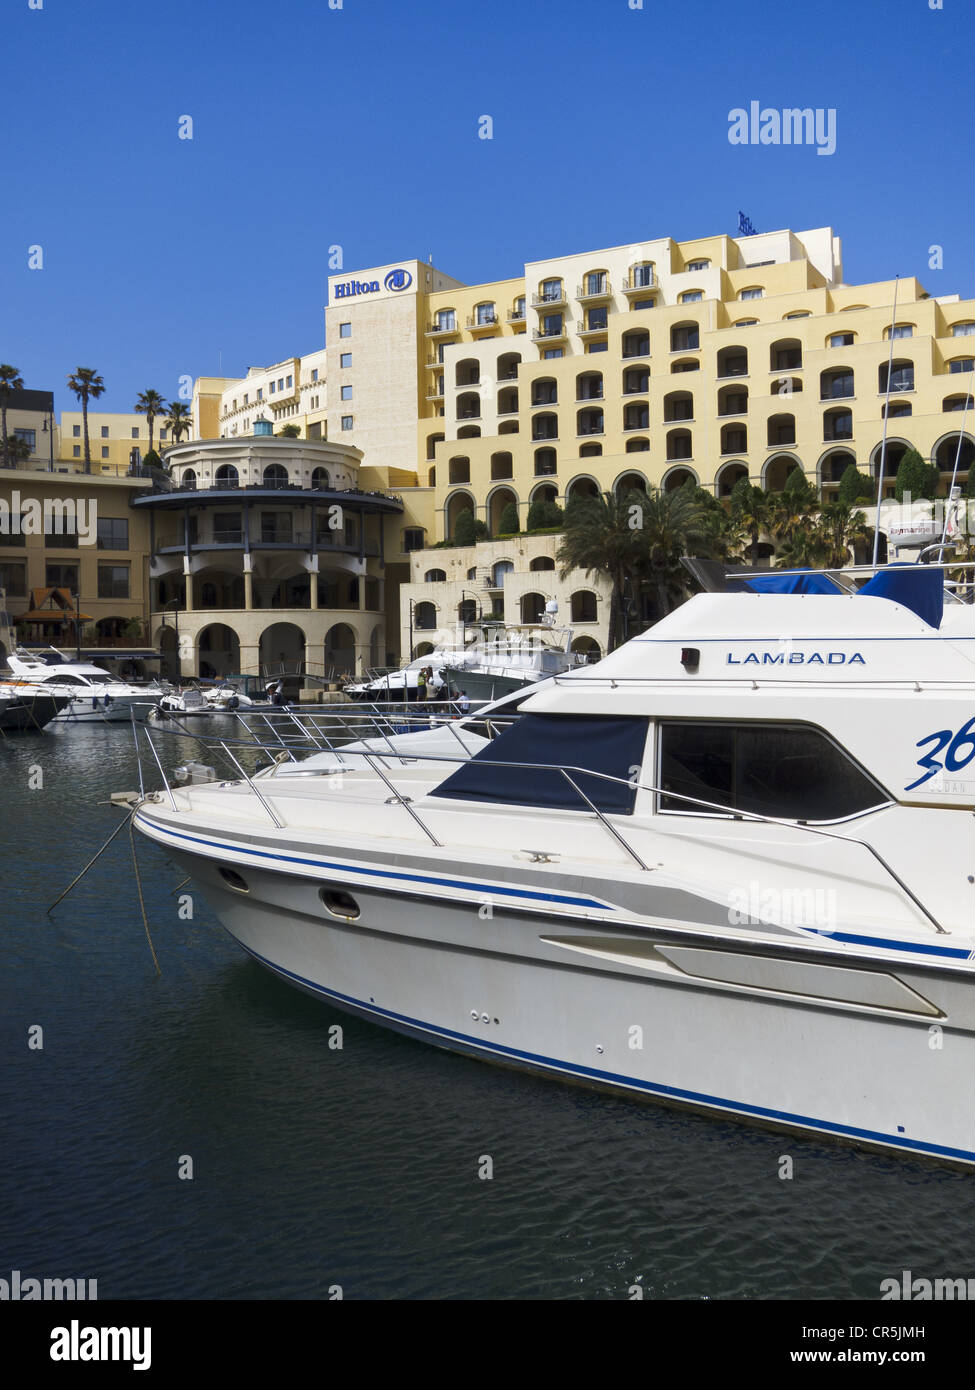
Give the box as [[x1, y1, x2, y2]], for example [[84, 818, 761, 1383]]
[[133, 435, 402, 681]]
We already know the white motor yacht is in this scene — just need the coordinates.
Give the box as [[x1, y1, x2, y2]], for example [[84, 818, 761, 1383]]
[[5, 651, 160, 724], [133, 564, 975, 1167]]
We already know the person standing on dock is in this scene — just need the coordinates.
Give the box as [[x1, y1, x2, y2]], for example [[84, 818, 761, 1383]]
[[417, 667, 427, 702]]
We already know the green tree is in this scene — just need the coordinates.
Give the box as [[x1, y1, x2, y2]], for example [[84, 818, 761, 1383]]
[[278, 423, 301, 438], [497, 502, 520, 535], [837, 463, 875, 506], [66, 368, 105, 474], [0, 364, 24, 466], [1, 436, 32, 468], [526, 499, 564, 530], [729, 478, 773, 563], [166, 400, 193, 443], [135, 389, 166, 456], [893, 447, 939, 502], [635, 485, 713, 621], [453, 508, 478, 546], [141, 449, 164, 473]]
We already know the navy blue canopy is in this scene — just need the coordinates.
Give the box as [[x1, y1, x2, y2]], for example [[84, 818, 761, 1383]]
[[857, 564, 943, 629], [740, 572, 842, 596], [430, 714, 648, 813]]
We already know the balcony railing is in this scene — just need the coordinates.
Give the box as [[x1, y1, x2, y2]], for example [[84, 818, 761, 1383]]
[[532, 290, 567, 308], [426, 321, 459, 336], [467, 313, 499, 329], [532, 326, 567, 341], [507, 309, 526, 322], [577, 280, 612, 302], [623, 271, 657, 292]]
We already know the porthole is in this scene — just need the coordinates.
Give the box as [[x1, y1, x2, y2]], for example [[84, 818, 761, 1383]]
[[219, 867, 249, 893], [320, 887, 361, 920]]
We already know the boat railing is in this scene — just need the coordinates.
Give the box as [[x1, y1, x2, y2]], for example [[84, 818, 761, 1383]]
[[130, 710, 944, 935]]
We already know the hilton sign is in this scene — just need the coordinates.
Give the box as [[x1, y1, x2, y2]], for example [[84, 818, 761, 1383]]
[[333, 268, 413, 298]]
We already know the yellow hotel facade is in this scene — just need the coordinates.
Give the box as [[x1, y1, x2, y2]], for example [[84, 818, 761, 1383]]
[[295, 227, 972, 661]]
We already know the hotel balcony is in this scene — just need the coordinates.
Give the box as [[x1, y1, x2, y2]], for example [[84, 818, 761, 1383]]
[[466, 313, 500, 335], [532, 324, 568, 345], [532, 289, 568, 310], [576, 281, 613, 304], [507, 308, 526, 323], [425, 321, 461, 339], [622, 271, 657, 296], [577, 321, 609, 341]]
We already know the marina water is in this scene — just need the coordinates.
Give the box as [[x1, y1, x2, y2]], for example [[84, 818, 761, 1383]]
[[4, 721, 975, 1301]]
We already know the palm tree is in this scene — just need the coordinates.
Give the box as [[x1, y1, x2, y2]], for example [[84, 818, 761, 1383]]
[[634, 485, 713, 620], [165, 400, 193, 443], [66, 368, 105, 473], [135, 389, 166, 455], [0, 364, 25, 467], [817, 502, 873, 568], [557, 490, 650, 651], [729, 478, 774, 564]]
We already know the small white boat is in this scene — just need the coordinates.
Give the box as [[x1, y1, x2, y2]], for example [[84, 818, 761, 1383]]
[[4, 651, 160, 724]]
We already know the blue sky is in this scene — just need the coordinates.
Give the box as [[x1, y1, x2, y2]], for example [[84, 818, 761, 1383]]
[[5, 0, 972, 414]]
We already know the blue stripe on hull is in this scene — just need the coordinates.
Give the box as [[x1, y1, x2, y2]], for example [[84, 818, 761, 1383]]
[[235, 938, 975, 1167]]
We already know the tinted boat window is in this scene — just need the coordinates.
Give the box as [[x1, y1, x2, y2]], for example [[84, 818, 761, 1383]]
[[658, 722, 887, 821], [432, 713, 649, 813]]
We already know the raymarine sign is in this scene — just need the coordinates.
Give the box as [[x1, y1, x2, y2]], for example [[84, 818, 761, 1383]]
[[333, 267, 413, 299]]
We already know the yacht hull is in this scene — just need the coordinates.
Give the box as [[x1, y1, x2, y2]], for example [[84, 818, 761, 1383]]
[[54, 698, 152, 724], [150, 830, 975, 1168]]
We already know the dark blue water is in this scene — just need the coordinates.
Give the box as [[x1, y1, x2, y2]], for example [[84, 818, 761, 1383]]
[[2, 722, 975, 1301]]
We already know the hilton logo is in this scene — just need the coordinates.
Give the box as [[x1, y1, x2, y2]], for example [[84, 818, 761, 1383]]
[[334, 268, 413, 299]]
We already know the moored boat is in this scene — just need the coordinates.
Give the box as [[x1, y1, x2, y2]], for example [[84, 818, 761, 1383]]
[[132, 563, 975, 1166]]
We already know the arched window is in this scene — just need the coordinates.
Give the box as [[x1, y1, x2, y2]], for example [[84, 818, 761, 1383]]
[[717, 346, 748, 379], [521, 592, 546, 623], [625, 437, 649, 453], [767, 413, 796, 446], [534, 448, 557, 476], [577, 407, 604, 436], [666, 429, 693, 460], [423, 569, 446, 584], [880, 360, 914, 393], [311, 467, 330, 488], [622, 366, 649, 395], [663, 391, 693, 422], [456, 391, 480, 420], [823, 408, 853, 440], [670, 322, 699, 352], [576, 372, 603, 401], [263, 463, 289, 487], [415, 601, 437, 630], [426, 432, 444, 459], [490, 452, 513, 480], [532, 378, 558, 406], [718, 385, 748, 417], [215, 464, 238, 487], [448, 457, 471, 484], [770, 339, 802, 372], [821, 368, 854, 400], [530, 556, 555, 571], [720, 423, 747, 454], [571, 591, 598, 622], [182, 468, 197, 490], [532, 413, 558, 442], [623, 330, 650, 358]]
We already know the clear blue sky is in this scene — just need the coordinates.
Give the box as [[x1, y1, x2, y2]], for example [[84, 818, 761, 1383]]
[[5, 0, 972, 415]]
